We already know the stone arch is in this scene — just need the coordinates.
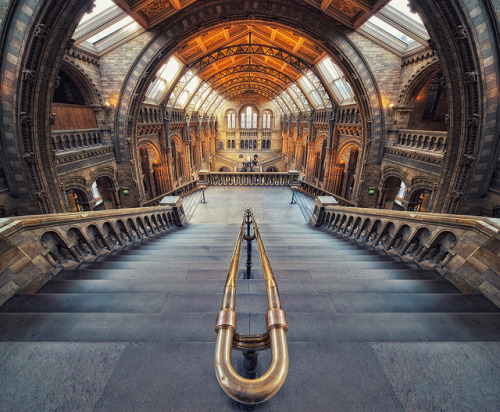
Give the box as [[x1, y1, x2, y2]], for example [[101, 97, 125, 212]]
[[112, 3, 385, 207], [59, 59, 102, 107]]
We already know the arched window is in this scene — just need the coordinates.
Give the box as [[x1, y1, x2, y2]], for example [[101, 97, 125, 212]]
[[227, 111, 235, 129], [241, 106, 258, 129], [246, 106, 252, 128], [262, 111, 272, 129]]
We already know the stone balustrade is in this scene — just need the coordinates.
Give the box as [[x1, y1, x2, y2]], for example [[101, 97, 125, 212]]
[[395, 129, 447, 153], [143, 180, 200, 206], [51, 128, 103, 152], [316, 205, 500, 307], [200, 171, 296, 186], [0, 205, 183, 305], [297, 181, 355, 207]]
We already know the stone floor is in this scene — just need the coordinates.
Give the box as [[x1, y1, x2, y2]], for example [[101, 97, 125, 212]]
[[0, 186, 499, 411]]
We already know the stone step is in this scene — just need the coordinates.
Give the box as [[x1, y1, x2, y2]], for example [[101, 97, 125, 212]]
[[100, 252, 400, 262], [41, 277, 459, 294], [4, 292, 494, 314], [0, 312, 498, 342], [76, 260, 419, 271]]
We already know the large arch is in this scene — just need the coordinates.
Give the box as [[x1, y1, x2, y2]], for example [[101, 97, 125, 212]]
[[113, 2, 385, 210], [0, 0, 497, 215]]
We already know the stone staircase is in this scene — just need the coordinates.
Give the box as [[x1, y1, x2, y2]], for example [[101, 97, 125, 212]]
[[0, 186, 499, 411]]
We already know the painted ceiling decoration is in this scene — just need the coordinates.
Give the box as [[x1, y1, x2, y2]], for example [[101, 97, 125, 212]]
[[114, 0, 390, 30], [77, 0, 428, 116]]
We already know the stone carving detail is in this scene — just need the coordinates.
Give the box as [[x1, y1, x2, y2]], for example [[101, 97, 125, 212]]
[[467, 114, 481, 127], [451, 190, 462, 199], [66, 39, 75, 51], [23, 152, 35, 164], [54, 76, 61, 89], [33, 24, 48, 38], [35, 190, 46, 200], [462, 154, 475, 165], [86, 2, 96, 14], [453, 25, 469, 40], [464, 71, 478, 84], [22, 70, 37, 82], [19, 112, 31, 125]]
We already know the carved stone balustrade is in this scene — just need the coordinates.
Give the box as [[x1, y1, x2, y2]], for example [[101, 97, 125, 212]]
[[204, 172, 292, 186], [392, 129, 447, 155], [51, 128, 103, 152], [0, 205, 182, 306], [316, 205, 500, 307]]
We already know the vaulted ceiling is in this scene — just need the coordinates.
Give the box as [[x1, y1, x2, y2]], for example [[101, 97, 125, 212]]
[[82, 0, 428, 115]]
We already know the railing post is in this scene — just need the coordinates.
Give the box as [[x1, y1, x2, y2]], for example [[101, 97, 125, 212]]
[[245, 208, 253, 279]]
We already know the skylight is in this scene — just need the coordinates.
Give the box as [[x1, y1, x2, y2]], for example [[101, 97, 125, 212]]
[[368, 16, 415, 44], [86, 16, 135, 43], [388, 0, 424, 25], [145, 56, 184, 104], [298, 76, 323, 109], [176, 76, 202, 108], [316, 57, 354, 105]]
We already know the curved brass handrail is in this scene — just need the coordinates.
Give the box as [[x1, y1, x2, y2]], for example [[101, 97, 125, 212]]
[[214, 207, 289, 405]]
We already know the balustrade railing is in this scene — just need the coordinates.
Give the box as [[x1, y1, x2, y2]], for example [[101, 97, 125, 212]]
[[204, 172, 291, 186], [51, 128, 103, 152], [297, 181, 355, 207], [394, 129, 447, 153], [143, 180, 200, 207], [316, 205, 500, 307], [0, 205, 182, 306]]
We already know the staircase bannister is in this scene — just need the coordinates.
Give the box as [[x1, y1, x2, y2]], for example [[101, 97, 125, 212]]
[[297, 181, 355, 207], [142, 180, 200, 206], [215, 207, 289, 406], [318, 205, 500, 307], [0, 205, 180, 306]]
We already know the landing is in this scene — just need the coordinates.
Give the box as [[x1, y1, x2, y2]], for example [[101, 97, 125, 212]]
[[189, 186, 305, 225]]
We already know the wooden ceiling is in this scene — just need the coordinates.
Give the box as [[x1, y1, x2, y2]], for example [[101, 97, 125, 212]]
[[113, 0, 390, 30], [112, 0, 389, 104]]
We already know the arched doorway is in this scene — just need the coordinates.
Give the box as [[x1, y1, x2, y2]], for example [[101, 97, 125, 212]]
[[93, 176, 117, 210], [408, 189, 433, 212], [64, 188, 89, 212], [139, 143, 165, 199], [381, 177, 406, 210]]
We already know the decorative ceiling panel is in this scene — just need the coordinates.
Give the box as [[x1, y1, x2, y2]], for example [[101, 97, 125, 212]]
[[113, 0, 390, 30]]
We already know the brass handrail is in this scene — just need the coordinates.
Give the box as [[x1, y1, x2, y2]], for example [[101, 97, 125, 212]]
[[214, 207, 289, 405]]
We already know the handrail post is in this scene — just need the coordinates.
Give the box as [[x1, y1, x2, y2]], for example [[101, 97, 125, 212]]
[[245, 207, 253, 279]]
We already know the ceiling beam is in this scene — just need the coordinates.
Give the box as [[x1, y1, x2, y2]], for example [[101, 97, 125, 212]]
[[320, 0, 334, 11]]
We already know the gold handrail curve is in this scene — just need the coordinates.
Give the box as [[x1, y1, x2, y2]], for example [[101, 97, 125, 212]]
[[214, 207, 289, 405]]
